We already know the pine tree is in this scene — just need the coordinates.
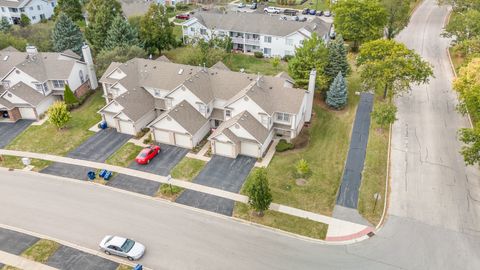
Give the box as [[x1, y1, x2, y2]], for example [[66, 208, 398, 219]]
[[139, 3, 175, 54], [0, 17, 11, 33], [104, 16, 140, 50], [63, 84, 78, 105], [325, 35, 350, 84], [52, 13, 84, 55], [326, 72, 348, 109], [85, 0, 121, 52], [246, 168, 273, 216], [54, 0, 83, 21]]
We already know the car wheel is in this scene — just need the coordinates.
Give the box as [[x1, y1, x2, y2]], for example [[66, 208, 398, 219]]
[[127, 256, 134, 261], [105, 251, 111, 255]]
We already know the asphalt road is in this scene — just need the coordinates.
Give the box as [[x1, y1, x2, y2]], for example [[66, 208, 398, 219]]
[[1, 1, 480, 269]]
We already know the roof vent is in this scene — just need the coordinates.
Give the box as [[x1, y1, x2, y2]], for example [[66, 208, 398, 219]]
[[3, 55, 9, 61], [178, 69, 184, 75], [180, 103, 184, 107]]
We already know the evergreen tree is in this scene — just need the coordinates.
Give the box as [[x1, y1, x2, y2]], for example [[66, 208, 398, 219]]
[[52, 13, 84, 55], [326, 72, 348, 109], [104, 16, 140, 50], [19, 14, 30, 27], [246, 168, 273, 216], [325, 35, 350, 83], [0, 17, 11, 33], [63, 84, 78, 105], [54, 0, 84, 21], [85, 0, 121, 52], [139, 3, 175, 54]]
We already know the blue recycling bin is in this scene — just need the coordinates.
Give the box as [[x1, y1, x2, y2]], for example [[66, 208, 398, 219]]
[[87, 171, 96, 180], [133, 264, 143, 270], [98, 121, 108, 129], [103, 171, 112, 180], [99, 169, 107, 178]]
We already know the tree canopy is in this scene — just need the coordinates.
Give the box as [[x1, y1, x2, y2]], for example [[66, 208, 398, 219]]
[[246, 168, 273, 216], [54, 0, 84, 21], [325, 35, 350, 83], [288, 33, 329, 90], [95, 46, 147, 76], [333, 0, 387, 50], [139, 4, 176, 54], [85, 0, 122, 52], [444, 9, 480, 43], [357, 39, 433, 98], [105, 16, 140, 50], [326, 72, 348, 109], [382, 0, 411, 39], [453, 57, 480, 121], [52, 13, 84, 55]]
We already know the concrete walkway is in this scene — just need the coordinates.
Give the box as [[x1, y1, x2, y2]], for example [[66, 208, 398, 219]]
[[0, 149, 373, 242], [0, 250, 58, 270]]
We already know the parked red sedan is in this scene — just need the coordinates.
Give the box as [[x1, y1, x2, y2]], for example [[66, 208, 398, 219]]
[[135, 145, 161, 165], [175, 13, 190, 20]]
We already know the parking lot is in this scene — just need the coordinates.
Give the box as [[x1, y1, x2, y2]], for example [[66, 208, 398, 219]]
[[176, 155, 255, 216], [107, 144, 189, 196], [41, 129, 131, 181]]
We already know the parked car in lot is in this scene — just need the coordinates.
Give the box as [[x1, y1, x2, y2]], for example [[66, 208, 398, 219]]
[[249, 2, 257, 9], [135, 145, 161, 165], [302, 8, 309, 15], [99, 235, 145, 261], [298, 16, 307, 22], [308, 9, 316, 15], [175, 13, 190, 20], [237, 2, 246, 8], [284, 9, 297, 16], [264, 6, 281, 14], [324, 10, 332, 17], [316, 10, 324, 16]]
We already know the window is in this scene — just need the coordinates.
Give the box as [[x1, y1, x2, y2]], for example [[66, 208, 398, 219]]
[[30, 6, 34, 10], [32, 16, 36, 20], [20, 8, 25, 12], [40, 14, 45, 20], [154, 89, 161, 97], [190, 27, 194, 32], [200, 28, 207, 35], [276, 113, 290, 123], [9, 8, 18, 12], [263, 48, 271, 55], [286, 39, 293, 46], [35, 84, 43, 92], [52, 80, 65, 89], [264, 36, 272, 43], [299, 39, 304, 44], [198, 103, 206, 114], [225, 110, 231, 117], [79, 70, 84, 83], [43, 82, 48, 93], [1, 7, 5, 12], [37, 5, 41, 10]]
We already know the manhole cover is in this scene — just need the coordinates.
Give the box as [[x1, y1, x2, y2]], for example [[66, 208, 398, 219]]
[[296, 178, 307, 186]]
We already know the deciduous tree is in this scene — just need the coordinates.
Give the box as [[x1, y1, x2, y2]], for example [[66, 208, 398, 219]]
[[85, 0, 121, 52], [19, 14, 30, 27], [333, 0, 387, 51], [458, 125, 480, 166], [453, 57, 480, 121], [52, 13, 84, 55], [357, 39, 433, 99], [48, 101, 72, 130], [246, 168, 273, 216], [0, 17, 11, 33], [95, 46, 146, 76], [382, 0, 410, 39], [371, 102, 397, 129], [444, 9, 480, 43], [139, 4, 175, 54]]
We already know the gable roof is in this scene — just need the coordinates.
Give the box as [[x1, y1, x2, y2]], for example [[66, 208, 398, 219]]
[[156, 55, 171, 62], [2, 82, 46, 106], [189, 11, 332, 37], [163, 100, 208, 135], [211, 61, 231, 71], [114, 87, 154, 122], [209, 111, 269, 143]]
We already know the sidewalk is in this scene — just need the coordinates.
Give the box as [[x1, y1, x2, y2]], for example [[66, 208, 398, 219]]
[[0, 149, 372, 243], [0, 250, 57, 270]]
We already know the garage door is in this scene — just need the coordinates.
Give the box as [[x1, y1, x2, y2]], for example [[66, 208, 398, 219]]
[[241, 141, 260, 157], [19, 107, 36, 119], [175, 133, 192, 148], [154, 129, 172, 144], [103, 113, 116, 128], [214, 141, 234, 157], [118, 120, 135, 135]]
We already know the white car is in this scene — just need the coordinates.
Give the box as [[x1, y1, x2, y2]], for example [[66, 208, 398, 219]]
[[237, 2, 246, 8], [99, 235, 145, 261], [264, 6, 281, 14]]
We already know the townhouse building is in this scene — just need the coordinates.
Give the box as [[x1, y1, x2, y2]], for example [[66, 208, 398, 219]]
[[0, 0, 56, 25]]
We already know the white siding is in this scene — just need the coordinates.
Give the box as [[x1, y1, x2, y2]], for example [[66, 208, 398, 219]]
[[175, 133, 192, 148], [67, 62, 88, 92], [19, 107, 36, 119], [35, 95, 58, 116], [192, 121, 211, 146], [154, 129, 173, 144], [167, 85, 203, 111], [134, 110, 156, 134], [118, 120, 135, 135], [103, 112, 117, 128], [227, 95, 268, 124], [229, 125, 256, 141], [152, 116, 188, 134], [3, 68, 40, 90], [260, 130, 275, 155], [2, 91, 28, 104]]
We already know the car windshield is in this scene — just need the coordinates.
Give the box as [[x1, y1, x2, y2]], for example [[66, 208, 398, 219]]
[[139, 152, 147, 158], [121, 239, 135, 252]]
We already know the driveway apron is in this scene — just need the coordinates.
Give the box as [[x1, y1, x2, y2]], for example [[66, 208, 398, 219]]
[[107, 144, 189, 196], [41, 129, 131, 180], [176, 155, 256, 216], [0, 120, 33, 148]]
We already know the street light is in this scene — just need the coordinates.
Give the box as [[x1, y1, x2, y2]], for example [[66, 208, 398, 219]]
[[167, 174, 173, 194]]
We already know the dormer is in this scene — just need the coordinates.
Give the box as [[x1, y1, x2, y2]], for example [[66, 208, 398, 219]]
[[108, 68, 127, 80]]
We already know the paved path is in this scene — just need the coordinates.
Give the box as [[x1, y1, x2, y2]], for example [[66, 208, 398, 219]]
[[0, 250, 58, 270]]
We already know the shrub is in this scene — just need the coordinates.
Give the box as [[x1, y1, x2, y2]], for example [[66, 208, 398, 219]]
[[295, 158, 311, 178], [135, 128, 150, 139], [63, 84, 78, 105], [48, 101, 71, 129], [254, 51, 264, 58], [276, 139, 294, 152], [143, 136, 153, 145], [282, 55, 293, 62]]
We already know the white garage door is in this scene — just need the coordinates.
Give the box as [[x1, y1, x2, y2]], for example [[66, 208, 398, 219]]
[[19, 107, 36, 119], [214, 141, 234, 157], [241, 141, 260, 157], [154, 129, 172, 144], [174, 133, 192, 148], [103, 113, 116, 128], [118, 120, 135, 135]]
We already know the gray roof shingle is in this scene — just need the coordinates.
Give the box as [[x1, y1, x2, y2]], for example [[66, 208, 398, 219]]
[[166, 100, 209, 135]]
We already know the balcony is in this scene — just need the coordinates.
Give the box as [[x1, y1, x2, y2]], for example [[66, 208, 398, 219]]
[[231, 37, 260, 45]]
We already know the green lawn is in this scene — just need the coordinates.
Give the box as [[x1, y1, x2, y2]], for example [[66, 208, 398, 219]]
[[1, 266, 21, 270], [357, 100, 390, 225], [116, 265, 133, 270], [266, 0, 329, 10], [21, 239, 59, 263], [164, 47, 288, 76], [106, 143, 143, 168], [0, 156, 51, 171], [6, 91, 105, 156], [170, 157, 206, 181], [156, 157, 206, 200]]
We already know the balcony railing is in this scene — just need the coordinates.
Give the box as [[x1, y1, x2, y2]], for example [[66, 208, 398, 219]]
[[231, 37, 260, 45]]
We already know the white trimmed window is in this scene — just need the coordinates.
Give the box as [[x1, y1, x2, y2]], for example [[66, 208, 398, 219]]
[[276, 112, 290, 123], [225, 110, 231, 117], [286, 39, 293, 46], [264, 36, 272, 43], [52, 80, 65, 89]]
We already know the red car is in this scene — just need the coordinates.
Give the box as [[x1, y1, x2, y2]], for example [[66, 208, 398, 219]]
[[135, 145, 161, 165], [175, 13, 190, 20]]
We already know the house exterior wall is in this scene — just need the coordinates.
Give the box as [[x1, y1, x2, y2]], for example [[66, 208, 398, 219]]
[[35, 94, 57, 116], [192, 121, 211, 146], [229, 125, 256, 141], [260, 130, 275, 155], [153, 116, 188, 134], [167, 85, 203, 111], [227, 96, 269, 124], [0, 0, 55, 25], [67, 62, 88, 91], [74, 80, 91, 98], [134, 110, 156, 134], [2, 91, 28, 104], [8, 107, 21, 122], [3, 68, 40, 90]]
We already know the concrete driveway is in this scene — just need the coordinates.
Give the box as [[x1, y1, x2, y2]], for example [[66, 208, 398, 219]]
[[41, 129, 131, 180], [0, 120, 33, 148], [176, 155, 255, 216], [107, 144, 189, 196]]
